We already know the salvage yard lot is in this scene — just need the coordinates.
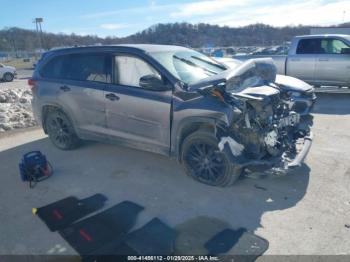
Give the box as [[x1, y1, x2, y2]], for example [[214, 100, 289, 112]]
[[0, 92, 349, 258]]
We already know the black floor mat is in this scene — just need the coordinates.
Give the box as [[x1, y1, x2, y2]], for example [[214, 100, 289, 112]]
[[224, 232, 269, 262], [83, 243, 138, 262], [204, 228, 247, 255], [205, 228, 269, 262], [59, 201, 144, 255], [86, 218, 176, 261], [35, 194, 107, 231], [123, 218, 177, 255]]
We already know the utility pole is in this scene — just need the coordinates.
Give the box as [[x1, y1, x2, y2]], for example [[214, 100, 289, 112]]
[[33, 18, 44, 51], [6, 29, 18, 58]]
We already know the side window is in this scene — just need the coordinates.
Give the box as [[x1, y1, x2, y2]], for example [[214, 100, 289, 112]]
[[296, 39, 325, 54], [64, 54, 111, 83], [40, 56, 65, 79], [115, 55, 160, 88], [321, 39, 350, 54]]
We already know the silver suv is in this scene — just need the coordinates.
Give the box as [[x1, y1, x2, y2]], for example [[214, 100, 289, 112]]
[[31, 45, 313, 187]]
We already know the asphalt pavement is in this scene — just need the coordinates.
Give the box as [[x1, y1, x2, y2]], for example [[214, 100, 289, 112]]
[[0, 93, 349, 259]]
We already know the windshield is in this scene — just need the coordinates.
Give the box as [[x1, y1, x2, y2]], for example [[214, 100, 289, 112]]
[[149, 50, 227, 85]]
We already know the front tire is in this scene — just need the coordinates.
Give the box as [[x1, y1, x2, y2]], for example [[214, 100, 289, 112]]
[[45, 110, 80, 150], [181, 131, 241, 187], [3, 73, 14, 82]]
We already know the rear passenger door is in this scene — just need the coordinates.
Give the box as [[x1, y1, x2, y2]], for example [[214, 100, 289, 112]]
[[41, 53, 111, 136], [104, 54, 172, 155]]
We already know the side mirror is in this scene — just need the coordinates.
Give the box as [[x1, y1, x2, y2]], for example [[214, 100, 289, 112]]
[[341, 48, 350, 54], [139, 74, 165, 91]]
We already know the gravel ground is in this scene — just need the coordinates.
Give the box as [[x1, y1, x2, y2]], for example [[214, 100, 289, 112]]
[[0, 93, 349, 260]]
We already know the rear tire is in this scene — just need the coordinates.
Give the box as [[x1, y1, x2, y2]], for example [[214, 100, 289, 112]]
[[45, 110, 80, 150], [3, 73, 14, 82], [181, 131, 241, 187]]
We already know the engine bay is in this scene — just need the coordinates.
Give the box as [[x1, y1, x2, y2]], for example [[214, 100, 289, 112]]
[[217, 83, 311, 173], [185, 57, 313, 174]]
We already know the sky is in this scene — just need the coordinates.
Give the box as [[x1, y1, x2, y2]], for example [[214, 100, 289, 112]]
[[0, 0, 349, 37]]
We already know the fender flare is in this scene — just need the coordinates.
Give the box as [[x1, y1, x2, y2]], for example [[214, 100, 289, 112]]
[[171, 116, 223, 160], [41, 103, 79, 134]]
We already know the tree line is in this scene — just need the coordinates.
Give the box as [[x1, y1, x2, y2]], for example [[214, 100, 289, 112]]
[[0, 22, 347, 53]]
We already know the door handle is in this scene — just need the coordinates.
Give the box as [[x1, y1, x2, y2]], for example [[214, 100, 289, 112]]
[[290, 58, 300, 61], [319, 58, 329, 61], [60, 85, 70, 92], [105, 93, 120, 101]]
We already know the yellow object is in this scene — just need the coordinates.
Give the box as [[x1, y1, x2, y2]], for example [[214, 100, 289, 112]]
[[32, 208, 37, 215]]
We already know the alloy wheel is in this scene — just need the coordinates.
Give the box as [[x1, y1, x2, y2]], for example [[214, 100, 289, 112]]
[[184, 142, 228, 185]]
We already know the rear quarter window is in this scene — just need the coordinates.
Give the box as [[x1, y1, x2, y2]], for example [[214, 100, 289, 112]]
[[40, 56, 65, 79]]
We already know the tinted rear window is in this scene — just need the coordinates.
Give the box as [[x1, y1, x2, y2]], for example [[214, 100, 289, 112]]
[[40, 53, 111, 83]]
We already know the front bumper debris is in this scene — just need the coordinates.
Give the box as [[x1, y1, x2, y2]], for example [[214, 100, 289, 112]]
[[219, 132, 313, 175], [291, 93, 317, 115], [287, 132, 313, 168]]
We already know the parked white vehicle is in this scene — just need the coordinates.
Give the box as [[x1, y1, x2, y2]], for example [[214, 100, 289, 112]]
[[0, 63, 16, 82]]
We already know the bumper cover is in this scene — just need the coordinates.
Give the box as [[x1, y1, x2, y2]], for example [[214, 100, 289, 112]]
[[220, 132, 313, 174], [287, 132, 313, 168]]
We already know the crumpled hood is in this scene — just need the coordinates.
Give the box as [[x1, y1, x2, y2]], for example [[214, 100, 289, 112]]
[[275, 75, 313, 92], [188, 58, 277, 93], [239, 85, 279, 97]]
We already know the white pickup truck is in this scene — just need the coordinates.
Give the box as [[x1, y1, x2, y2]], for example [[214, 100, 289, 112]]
[[0, 63, 16, 82], [235, 34, 350, 88]]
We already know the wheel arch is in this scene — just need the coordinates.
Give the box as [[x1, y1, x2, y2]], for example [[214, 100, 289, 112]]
[[41, 104, 78, 134], [173, 117, 219, 162]]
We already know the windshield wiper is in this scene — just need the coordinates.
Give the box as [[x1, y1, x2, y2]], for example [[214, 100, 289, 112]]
[[191, 56, 227, 70], [173, 55, 217, 75]]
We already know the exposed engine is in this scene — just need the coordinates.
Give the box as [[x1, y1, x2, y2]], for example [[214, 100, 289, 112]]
[[189, 57, 313, 172], [222, 85, 305, 162]]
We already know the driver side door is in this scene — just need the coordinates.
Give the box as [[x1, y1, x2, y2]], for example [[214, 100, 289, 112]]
[[104, 54, 172, 155]]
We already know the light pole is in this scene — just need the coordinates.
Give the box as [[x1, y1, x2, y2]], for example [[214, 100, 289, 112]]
[[33, 18, 44, 51]]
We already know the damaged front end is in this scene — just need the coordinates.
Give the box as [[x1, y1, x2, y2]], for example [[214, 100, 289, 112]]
[[189, 58, 313, 175]]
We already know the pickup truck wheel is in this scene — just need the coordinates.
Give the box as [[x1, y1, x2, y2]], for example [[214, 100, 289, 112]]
[[3, 73, 14, 82], [181, 131, 241, 187], [45, 110, 80, 150]]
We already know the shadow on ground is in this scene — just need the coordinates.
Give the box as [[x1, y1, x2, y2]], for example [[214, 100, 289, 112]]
[[0, 137, 310, 255]]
